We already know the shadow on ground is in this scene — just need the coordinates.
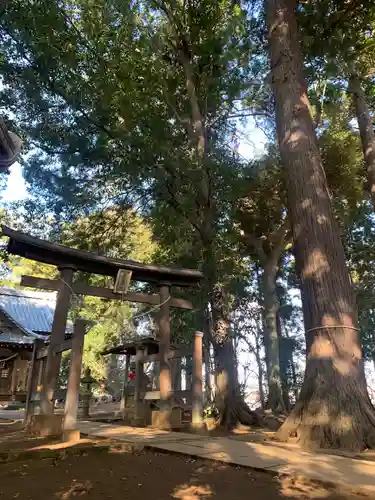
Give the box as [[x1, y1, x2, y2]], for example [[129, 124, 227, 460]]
[[0, 421, 371, 499]]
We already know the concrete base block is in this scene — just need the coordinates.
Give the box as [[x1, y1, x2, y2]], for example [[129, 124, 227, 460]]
[[62, 429, 81, 442], [26, 414, 64, 437], [151, 408, 182, 430], [130, 417, 146, 427]]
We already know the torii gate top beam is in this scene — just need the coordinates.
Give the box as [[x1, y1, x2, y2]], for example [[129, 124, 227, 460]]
[[3, 226, 203, 288]]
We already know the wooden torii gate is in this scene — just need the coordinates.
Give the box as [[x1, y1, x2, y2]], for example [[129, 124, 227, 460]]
[[2, 226, 203, 434]]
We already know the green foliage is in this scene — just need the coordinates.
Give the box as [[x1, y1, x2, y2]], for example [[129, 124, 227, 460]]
[[203, 402, 219, 419], [62, 208, 158, 380], [0, 0, 265, 330], [62, 207, 157, 262], [318, 98, 365, 224], [235, 151, 286, 253], [344, 203, 375, 361], [0, 0, 260, 220]]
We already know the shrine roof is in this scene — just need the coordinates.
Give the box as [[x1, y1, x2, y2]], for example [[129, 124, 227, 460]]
[[0, 287, 70, 349], [0, 287, 57, 336], [101, 337, 177, 356]]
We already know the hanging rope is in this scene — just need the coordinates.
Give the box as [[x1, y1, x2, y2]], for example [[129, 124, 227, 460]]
[[130, 294, 170, 321], [0, 353, 18, 369], [59, 276, 170, 324], [59, 276, 79, 301], [305, 325, 359, 335]]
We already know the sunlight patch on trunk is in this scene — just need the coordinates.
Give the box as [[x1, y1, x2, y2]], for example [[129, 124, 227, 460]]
[[303, 250, 330, 278]]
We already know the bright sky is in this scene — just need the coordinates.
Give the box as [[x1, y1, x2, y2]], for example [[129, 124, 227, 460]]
[[237, 118, 268, 160], [3, 163, 28, 202]]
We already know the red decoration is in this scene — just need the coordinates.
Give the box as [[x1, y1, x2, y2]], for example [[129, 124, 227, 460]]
[[128, 372, 136, 380]]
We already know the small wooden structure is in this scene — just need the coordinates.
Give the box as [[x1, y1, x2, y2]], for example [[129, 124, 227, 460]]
[[25, 318, 88, 439], [0, 287, 67, 402], [0, 337, 33, 402], [102, 332, 204, 429], [3, 226, 203, 435]]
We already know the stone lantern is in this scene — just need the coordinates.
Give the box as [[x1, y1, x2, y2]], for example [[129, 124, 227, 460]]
[[80, 368, 96, 418]]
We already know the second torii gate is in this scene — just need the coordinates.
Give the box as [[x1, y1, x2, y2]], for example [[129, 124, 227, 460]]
[[2, 225, 203, 432]]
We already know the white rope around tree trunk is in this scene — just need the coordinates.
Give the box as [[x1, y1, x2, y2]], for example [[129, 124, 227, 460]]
[[305, 325, 359, 335]]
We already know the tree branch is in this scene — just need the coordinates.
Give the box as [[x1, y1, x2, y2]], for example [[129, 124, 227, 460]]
[[244, 234, 267, 266], [269, 218, 290, 264]]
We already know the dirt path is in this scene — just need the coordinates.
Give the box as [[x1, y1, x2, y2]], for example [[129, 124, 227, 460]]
[[0, 446, 371, 500], [0, 421, 371, 499]]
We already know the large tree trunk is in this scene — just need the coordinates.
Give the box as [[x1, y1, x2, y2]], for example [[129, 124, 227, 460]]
[[266, 0, 375, 450], [349, 74, 375, 209], [263, 263, 286, 413], [203, 307, 213, 403], [211, 285, 259, 428]]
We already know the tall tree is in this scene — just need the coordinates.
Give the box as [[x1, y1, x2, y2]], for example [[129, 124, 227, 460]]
[[236, 157, 288, 413], [349, 74, 375, 209], [296, 0, 375, 208], [265, 0, 375, 450], [344, 202, 375, 372]]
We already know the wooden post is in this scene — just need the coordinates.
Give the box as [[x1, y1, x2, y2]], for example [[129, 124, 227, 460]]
[[63, 319, 87, 441], [134, 347, 144, 424], [9, 356, 18, 400], [18, 358, 29, 393], [192, 331, 203, 429], [40, 267, 74, 416], [120, 353, 130, 419], [157, 284, 171, 416], [24, 339, 44, 425], [37, 357, 45, 391]]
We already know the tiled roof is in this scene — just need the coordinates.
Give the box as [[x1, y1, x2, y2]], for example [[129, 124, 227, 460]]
[[0, 287, 58, 337]]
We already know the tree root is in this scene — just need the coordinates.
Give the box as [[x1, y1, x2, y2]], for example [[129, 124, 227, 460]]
[[216, 395, 261, 429], [233, 397, 261, 426], [276, 372, 375, 451]]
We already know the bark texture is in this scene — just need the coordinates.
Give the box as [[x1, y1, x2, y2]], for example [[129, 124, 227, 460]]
[[277, 312, 291, 411], [203, 340, 213, 403], [349, 74, 375, 209], [263, 262, 286, 413], [211, 285, 259, 428], [266, 0, 375, 450], [202, 309, 213, 403], [254, 325, 266, 409], [240, 226, 288, 413]]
